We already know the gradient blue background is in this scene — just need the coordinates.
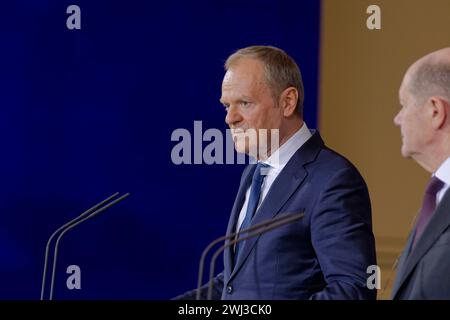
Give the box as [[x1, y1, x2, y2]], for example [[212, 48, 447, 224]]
[[0, 0, 320, 299]]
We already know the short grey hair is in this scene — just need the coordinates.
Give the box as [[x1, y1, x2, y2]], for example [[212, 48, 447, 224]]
[[409, 61, 450, 105], [225, 45, 305, 117]]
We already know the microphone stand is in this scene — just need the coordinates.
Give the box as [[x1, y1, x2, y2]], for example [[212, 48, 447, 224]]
[[196, 212, 304, 300], [40, 192, 130, 300]]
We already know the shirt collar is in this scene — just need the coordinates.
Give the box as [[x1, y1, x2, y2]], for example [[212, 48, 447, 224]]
[[262, 122, 312, 172], [434, 157, 450, 186]]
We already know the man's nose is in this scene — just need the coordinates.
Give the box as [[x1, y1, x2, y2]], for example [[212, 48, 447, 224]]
[[393, 111, 401, 126], [225, 105, 241, 126]]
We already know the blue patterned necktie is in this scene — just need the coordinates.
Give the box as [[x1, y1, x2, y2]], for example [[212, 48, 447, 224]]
[[413, 176, 445, 247], [234, 162, 270, 263]]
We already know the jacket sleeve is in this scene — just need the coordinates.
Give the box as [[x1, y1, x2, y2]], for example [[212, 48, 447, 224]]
[[309, 166, 377, 300]]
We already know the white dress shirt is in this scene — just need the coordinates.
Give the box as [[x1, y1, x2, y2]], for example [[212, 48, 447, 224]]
[[434, 156, 450, 205], [236, 123, 312, 230]]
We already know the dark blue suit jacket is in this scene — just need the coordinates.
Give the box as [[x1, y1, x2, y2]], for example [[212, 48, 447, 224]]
[[178, 131, 377, 300], [391, 188, 450, 299]]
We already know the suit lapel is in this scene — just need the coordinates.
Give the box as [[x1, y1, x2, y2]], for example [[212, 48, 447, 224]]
[[223, 164, 255, 278], [391, 229, 415, 298], [228, 131, 324, 282], [391, 188, 450, 298]]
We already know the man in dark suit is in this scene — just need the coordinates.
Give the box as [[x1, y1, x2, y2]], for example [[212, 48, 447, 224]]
[[392, 48, 450, 300], [176, 46, 377, 300]]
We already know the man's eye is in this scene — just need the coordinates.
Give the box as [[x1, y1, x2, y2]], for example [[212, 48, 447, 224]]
[[241, 101, 250, 107]]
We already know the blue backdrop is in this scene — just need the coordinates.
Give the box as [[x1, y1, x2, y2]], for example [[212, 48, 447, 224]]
[[0, 0, 320, 299]]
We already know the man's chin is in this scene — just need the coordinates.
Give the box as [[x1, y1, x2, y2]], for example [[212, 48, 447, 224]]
[[234, 144, 249, 155], [401, 147, 413, 159], [234, 142, 258, 158]]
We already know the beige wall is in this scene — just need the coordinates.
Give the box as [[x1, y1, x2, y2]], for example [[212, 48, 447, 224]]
[[320, 0, 450, 298]]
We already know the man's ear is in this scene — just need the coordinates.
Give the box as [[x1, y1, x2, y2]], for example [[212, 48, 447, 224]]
[[430, 96, 449, 129], [279, 87, 299, 117]]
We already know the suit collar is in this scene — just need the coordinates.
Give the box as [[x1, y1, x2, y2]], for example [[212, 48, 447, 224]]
[[391, 188, 450, 298], [225, 130, 324, 282], [390, 228, 415, 298]]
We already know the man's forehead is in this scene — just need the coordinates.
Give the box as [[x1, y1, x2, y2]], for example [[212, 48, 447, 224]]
[[221, 76, 266, 102], [225, 58, 265, 79], [222, 75, 265, 91], [223, 67, 262, 85], [398, 83, 407, 103], [400, 69, 415, 92]]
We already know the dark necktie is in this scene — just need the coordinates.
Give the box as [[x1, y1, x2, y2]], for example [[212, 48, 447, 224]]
[[234, 162, 270, 263], [413, 176, 445, 247]]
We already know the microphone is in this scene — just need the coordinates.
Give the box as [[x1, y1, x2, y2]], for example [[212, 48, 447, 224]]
[[40, 192, 130, 300], [196, 212, 304, 300]]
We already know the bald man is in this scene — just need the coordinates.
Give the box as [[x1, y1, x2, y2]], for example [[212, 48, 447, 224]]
[[392, 48, 450, 300]]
